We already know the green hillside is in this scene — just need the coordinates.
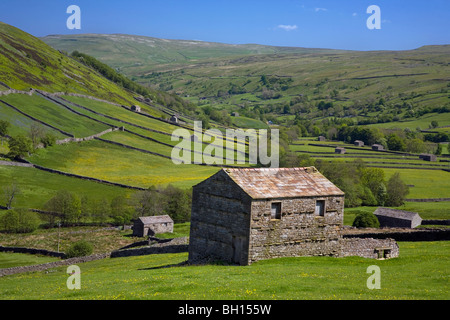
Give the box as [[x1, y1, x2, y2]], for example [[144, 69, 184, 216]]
[[42, 33, 450, 130]]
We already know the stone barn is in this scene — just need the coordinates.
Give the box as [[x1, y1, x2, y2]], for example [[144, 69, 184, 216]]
[[419, 154, 437, 162], [372, 144, 384, 151], [374, 207, 422, 228], [132, 215, 174, 237], [354, 140, 364, 147], [131, 105, 141, 112], [318, 136, 326, 141], [170, 114, 179, 124], [188, 167, 348, 265], [335, 147, 346, 154]]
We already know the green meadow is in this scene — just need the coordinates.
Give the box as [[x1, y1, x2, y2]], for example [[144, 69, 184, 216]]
[[27, 139, 220, 189], [0, 241, 448, 300]]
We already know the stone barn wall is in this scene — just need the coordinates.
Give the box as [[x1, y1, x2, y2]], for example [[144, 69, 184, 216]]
[[248, 196, 344, 264], [188, 171, 252, 265]]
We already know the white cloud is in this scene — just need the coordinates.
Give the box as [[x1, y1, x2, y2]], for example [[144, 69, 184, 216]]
[[352, 12, 358, 17], [276, 24, 298, 31], [315, 7, 327, 12]]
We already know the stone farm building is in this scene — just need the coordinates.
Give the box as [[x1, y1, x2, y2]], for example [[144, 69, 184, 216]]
[[188, 167, 398, 265], [132, 215, 174, 237], [372, 144, 384, 151], [354, 140, 364, 147], [131, 105, 141, 112], [374, 207, 422, 228]]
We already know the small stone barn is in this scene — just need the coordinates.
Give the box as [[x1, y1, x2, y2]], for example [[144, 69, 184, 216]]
[[335, 147, 346, 154], [419, 153, 437, 162], [374, 207, 422, 228], [372, 144, 384, 151], [354, 140, 364, 147], [132, 215, 174, 237], [170, 114, 179, 124], [318, 136, 326, 141], [189, 167, 348, 265], [131, 105, 141, 112]]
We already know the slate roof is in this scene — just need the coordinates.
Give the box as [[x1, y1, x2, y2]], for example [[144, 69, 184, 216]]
[[136, 215, 173, 225], [373, 207, 421, 221], [222, 167, 344, 199]]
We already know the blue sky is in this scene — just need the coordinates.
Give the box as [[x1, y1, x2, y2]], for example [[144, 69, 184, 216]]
[[0, 0, 449, 50]]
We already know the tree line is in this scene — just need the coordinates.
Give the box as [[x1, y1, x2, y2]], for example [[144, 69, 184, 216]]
[[0, 184, 192, 234]]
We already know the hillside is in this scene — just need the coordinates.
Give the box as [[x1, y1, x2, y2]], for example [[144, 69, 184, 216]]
[[0, 22, 246, 214], [1, 22, 449, 217], [42, 33, 450, 130]]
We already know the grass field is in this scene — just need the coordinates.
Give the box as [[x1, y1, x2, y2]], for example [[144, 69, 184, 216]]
[[0, 241, 448, 300], [0, 253, 60, 269], [1, 94, 110, 137], [27, 139, 220, 189], [0, 165, 134, 209]]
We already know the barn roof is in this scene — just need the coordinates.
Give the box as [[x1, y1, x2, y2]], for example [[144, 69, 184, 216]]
[[222, 167, 344, 199], [136, 215, 173, 225], [373, 207, 421, 221]]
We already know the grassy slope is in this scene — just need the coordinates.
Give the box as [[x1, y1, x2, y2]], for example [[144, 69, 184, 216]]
[[0, 241, 448, 300], [0, 22, 142, 107], [0, 165, 134, 209]]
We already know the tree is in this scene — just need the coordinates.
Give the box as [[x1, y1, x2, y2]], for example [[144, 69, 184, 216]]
[[2, 182, 20, 209], [360, 168, 387, 206], [162, 185, 192, 222], [0, 209, 40, 233], [66, 240, 93, 258], [430, 120, 439, 129], [386, 134, 406, 151], [385, 172, 409, 207], [7, 135, 33, 159], [28, 123, 46, 149], [110, 195, 133, 226], [0, 120, 10, 146], [44, 190, 81, 225], [133, 186, 166, 217], [352, 211, 380, 228]]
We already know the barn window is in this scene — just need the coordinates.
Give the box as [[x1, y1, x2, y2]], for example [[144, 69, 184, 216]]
[[315, 200, 325, 216], [271, 202, 282, 220]]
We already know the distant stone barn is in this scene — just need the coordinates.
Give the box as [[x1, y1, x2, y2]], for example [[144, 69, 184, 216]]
[[132, 215, 174, 237], [188, 167, 349, 265], [374, 207, 422, 228], [131, 105, 141, 112]]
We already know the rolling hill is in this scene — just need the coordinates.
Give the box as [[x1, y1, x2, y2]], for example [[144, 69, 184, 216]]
[[42, 33, 450, 129]]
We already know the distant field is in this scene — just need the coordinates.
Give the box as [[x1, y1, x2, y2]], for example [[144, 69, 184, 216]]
[[1, 94, 110, 137], [0, 165, 134, 209], [383, 168, 450, 199], [0, 241, 448, 300], [0, 253, 59, 269], [366, 112, 450, 130], [0, 100, 66, 138], [27, 139, 220, 189]]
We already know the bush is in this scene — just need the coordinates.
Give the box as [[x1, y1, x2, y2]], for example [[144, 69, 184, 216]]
[[65, 240, 93, 258], [352, 211, 380, 228], [0, 209, 41, 233]]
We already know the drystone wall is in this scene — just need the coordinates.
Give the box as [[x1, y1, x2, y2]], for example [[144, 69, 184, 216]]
[[339, 238, 399, 259], [0, 253, 110, 277]]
